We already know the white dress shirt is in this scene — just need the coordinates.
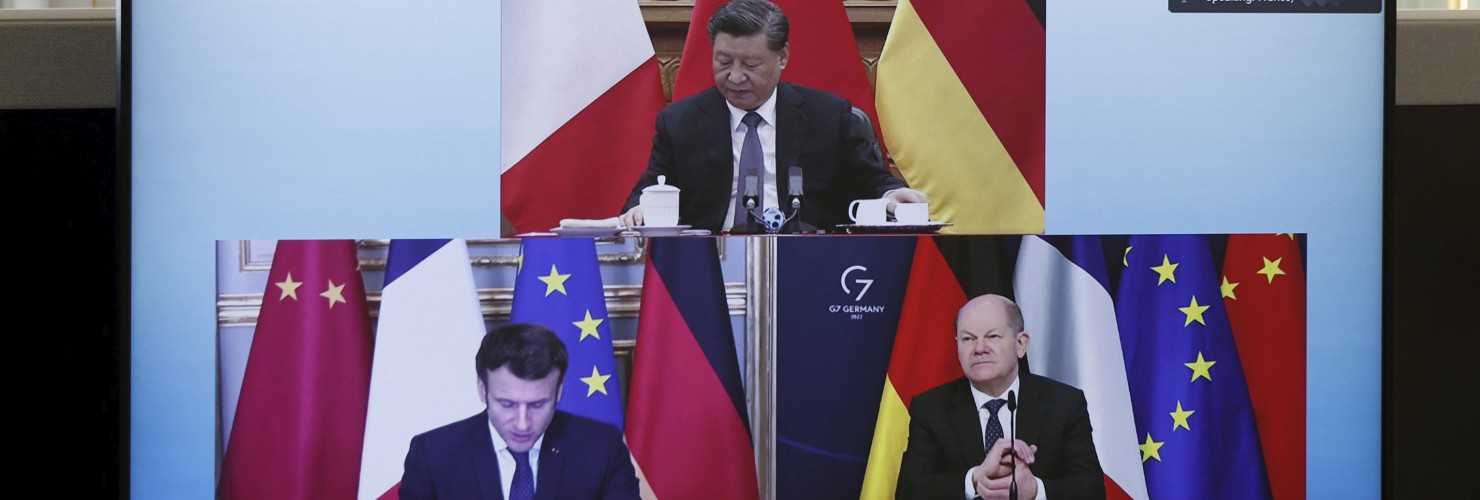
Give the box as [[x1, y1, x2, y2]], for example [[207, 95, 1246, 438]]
[[964, 375, 1047, 500], [487, 419, 544, 499], [720, 89, 779, 232]]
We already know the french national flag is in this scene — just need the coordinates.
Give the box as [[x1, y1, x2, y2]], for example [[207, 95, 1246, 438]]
[[357, 240, 487, 499], [1014, 236, 1149, 500], [501, 1, 665, 234]]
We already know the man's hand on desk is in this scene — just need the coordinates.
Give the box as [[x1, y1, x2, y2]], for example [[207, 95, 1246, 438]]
[[619, 206, 644, 227], [883, 188, 929, 213]]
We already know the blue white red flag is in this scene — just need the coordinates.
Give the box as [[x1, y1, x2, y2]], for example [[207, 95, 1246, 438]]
[[359, 239, 486, 500]]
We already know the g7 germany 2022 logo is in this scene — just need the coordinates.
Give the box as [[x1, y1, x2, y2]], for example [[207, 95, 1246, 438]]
[[832, 265, 887, 320], [840, 265, 873, 302]]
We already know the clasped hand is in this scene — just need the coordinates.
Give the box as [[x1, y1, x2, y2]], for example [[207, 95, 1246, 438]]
[[972, 439, 1038, 499]]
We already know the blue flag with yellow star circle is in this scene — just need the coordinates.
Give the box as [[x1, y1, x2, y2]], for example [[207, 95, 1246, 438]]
[[1116, 234, 1270, 499], [511, 238, 624, 430]]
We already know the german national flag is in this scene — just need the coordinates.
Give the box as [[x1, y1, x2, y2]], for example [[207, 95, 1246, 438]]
[[859, 236, 1015, 499], [877, 0, 1045, 233], [626, 238, 759, 500]]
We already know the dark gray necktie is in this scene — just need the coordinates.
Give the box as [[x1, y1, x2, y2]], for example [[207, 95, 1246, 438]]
[[509, 450, 533, 500], [984, 399, 1006, 453], [731, 112, 765, 230]]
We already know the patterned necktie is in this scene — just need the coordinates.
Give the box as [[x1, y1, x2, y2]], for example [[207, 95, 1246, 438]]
[[731, 112, 765, 230], [984, 399, 1006, 453], [510, 450, 534, 500]]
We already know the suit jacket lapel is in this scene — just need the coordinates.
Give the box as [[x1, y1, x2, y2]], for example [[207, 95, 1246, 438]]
[[947, 379, 986, 468], [775, 83, 805, 198], [533, 414, 565, 500], [699, 90, 734, 219], [1015, 374, 1043, 450], [468, 414, 504, 500]]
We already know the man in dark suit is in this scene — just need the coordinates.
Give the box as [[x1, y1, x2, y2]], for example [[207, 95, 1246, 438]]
[[897, 295, 1105, 500], [399, 324, 640, 500], [619, 0, 926, 233]]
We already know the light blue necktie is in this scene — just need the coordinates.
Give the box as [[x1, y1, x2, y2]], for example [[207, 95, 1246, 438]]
[[731, 112, 765, 230]]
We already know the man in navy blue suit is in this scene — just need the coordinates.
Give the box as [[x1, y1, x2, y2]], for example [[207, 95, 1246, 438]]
[[399, 324, 640, 500]]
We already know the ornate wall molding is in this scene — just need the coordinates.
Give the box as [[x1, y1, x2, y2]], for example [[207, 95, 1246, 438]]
[[638, 1, 897, 25], [238, 238, 648, 273], [218, 282, 747, 327]]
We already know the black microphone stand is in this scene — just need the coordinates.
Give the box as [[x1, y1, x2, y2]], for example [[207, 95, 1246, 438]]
[[733, 174, 763, 234], [782, 166, 816, 234], [1008, 390, 1019, 500]]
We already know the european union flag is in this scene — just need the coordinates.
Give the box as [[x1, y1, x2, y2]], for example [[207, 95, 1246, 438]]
[[1116, 235, 1270, 499], [511, 238, 624, 430]]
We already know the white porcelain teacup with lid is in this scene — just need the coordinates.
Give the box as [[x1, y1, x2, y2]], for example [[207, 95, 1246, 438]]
[[639, 175, 681, 227]]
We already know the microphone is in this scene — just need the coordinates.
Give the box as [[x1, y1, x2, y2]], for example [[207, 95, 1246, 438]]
[[733, 173, 762, 233], [1007, 390, 1018, 500], [787, 166, 804, 211], [744, 174, 759, 210]]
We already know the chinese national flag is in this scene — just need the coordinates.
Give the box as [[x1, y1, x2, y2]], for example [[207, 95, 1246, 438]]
[[219, 240, 374, 500], [1222, 234, 1306, 500]]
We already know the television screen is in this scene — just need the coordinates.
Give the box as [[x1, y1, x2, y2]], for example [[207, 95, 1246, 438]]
[[127, 1, 1387, 497]]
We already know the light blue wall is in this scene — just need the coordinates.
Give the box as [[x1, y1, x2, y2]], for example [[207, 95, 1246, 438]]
[[131, 2, 500, 497], [1047, 3, 1384, 496]]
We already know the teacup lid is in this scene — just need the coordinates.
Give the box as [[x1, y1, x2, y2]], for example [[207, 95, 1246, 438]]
[[642, 175, 681, 193]]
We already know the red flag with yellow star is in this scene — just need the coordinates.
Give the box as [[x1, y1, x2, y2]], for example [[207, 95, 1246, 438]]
[[219, 240, 374, 500], [1222, 234, 1306, 500]]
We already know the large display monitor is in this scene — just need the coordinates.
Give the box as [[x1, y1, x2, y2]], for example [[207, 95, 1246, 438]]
[[126, 1, 1389, 497]]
